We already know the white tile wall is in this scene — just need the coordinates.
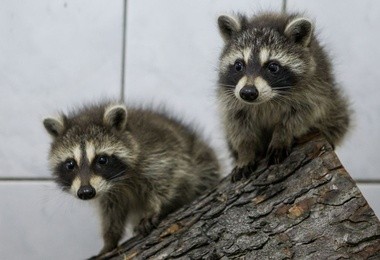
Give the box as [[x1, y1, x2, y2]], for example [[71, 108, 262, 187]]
[[0, 0, 379, 259], [358, 184, 380, 219], [0, 0, 123, 178], [0, 182, 101, 259], [124, 0, 282, 170], [287, 0, 380, 180]]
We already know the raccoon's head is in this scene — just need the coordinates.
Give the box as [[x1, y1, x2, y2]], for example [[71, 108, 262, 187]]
[[217, 12, 316, 105], [43, 104, 139, 200]]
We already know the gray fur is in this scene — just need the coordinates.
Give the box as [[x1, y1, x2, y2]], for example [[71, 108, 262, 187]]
[[216, 12, 351, 181], [43, 117, 65, 137], [43, 102, 220, 257]]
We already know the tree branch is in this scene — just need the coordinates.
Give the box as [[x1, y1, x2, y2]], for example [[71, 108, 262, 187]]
[[104, 134, 380, 259]]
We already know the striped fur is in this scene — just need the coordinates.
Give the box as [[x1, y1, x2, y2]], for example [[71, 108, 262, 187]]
[[217, 12, 351, 181], [43, 102, 220, 257]]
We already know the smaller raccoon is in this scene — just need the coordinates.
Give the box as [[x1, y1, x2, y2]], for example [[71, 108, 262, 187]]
[[43, 102, 220, 258], [216, 12, 351, 181]]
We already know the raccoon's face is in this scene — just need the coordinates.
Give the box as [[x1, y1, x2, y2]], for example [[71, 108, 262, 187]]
[[217, 14, 314, 105], [43, 104, 138, 200]]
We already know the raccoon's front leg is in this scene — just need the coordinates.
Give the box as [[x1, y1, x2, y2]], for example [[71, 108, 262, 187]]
[[135, 212, 162, 236], [267, 124, 294, 165], [134, 200, 166, 236], [230, 140, 259, 182], [96, 200, 128, 257], [231, 162, 258, 182]]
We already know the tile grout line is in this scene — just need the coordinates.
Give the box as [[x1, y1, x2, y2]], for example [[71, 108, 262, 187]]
[[0, 177, 379, 185], [0, 2, 130, 184], [0, 177, 54, 182], [356, 179, 380, 185], [1, 0, 379, 187], [120, 0, 128, 102], [282, 0, 287, 13]]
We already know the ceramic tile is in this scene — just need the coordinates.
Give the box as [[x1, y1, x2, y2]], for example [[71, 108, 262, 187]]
[[0, 0, 123, 177], [358, 183, 380, 219], [287, 0, 380, 179], [0, 182, 102, 259], [124, 0, 283, 175]]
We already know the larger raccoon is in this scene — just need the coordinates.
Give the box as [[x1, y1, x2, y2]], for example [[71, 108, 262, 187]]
[[216, 12, 350, 181], [43, 102, 220, 257]]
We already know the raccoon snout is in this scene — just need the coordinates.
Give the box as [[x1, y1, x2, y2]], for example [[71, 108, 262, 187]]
[[77, 185, 96, 200], [239, 86, 259, 102]]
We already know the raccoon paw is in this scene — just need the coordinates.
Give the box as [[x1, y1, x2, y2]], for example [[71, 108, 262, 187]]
[[135, 214, 161, 236], [266, 145, 291, 165], [231, 162, 257, 182]]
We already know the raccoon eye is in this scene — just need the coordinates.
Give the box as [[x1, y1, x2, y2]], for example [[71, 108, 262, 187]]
[[97, 155, 109, 165], [234, 60, 245, 72], [65, 160, 76, 171], [267, 62, 281, 74]]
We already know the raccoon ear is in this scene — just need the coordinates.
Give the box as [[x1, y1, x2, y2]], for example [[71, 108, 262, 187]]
[[218, 15, 241, 42], [43, 117, 65, 138], [284, 17, 313, 47], [104, 104, 128, 131]]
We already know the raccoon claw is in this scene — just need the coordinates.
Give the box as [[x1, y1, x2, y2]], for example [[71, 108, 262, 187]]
[[230, 167, 244, 182], [266, 146, 291, 165], [231, 162, 257, 182], [136, 214, 161, 236]]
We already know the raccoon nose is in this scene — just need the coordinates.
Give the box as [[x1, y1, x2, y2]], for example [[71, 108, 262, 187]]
[[77, 185, 96, 200], [239, 86, 259, 102]]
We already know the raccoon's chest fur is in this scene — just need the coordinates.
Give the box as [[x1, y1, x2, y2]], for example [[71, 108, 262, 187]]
[[222, 100, 284, 148]]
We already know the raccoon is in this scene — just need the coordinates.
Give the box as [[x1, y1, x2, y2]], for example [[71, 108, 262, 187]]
[[43, 102, 220, 257], [216, 12, 351, 182]]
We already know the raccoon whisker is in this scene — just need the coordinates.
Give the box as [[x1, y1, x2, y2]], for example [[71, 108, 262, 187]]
[[274, 89, 293, 96], [107, 170, 127, 181], [223, 88, 234, 94], [107, 183, 132, 195], [109, 174, 133, 183], [224, 93, 237, 100], [109, 183, 129, 192], [273, 92, 291, 100], [270, 97, 283, 107], [272, 95, 291, 105], [113, 182, 139, 195], [111, 175, 143, 193], [219, 83, 236, 89], [103, 188, 124, 199], [225, 90, 238, 98], [272, 86, 291, 90], [106, 181, 138, 197], [44, 101, 221, 256], [219, 91, 236, 102]]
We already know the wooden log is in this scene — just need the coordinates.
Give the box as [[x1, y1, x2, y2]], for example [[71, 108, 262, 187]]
[[104, 135, 380, 259]]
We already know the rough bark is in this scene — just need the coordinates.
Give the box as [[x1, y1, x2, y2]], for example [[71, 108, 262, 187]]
[[105, 135, 380, 259]]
